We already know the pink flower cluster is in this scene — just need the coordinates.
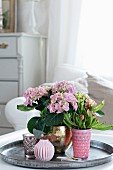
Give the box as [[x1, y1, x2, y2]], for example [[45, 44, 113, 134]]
[[47, 92, 78, 113], [52, 81, 76, 94], [23, 81, 78, 113], [23, 86, 49, 106]]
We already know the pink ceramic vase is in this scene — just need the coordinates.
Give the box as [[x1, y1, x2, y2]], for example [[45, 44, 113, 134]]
[[34, 139, 55, 161], [72, 129, 92, 159]]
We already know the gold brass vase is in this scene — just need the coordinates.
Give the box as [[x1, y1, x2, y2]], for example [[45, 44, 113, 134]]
[[43, 126, 72, 154]]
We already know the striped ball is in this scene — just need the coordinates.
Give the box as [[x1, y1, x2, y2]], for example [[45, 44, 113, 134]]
[[34, 139, 55, 161]]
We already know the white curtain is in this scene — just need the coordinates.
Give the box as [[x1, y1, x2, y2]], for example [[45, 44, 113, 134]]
[[76, 0, 113, 77], [46, 0, 113, 82], [17, 0, 113, 82], [46, 0, 82, 82]]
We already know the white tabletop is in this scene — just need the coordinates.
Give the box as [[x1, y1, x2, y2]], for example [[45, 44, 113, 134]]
[[0, 129, 113, 170]]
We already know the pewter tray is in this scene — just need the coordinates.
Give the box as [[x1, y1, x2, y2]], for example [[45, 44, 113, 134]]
[[0, 140, 113, 169]]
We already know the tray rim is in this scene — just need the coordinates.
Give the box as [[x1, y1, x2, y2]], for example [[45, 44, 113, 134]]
[[0, 139, 113, 169]]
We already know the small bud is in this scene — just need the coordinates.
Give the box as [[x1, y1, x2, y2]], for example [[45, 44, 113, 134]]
[[80, 114, 84, 120]]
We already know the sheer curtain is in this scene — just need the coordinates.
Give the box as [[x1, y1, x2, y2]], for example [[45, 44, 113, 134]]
[[76, 0, 113, 77], [46, 0, 82, 82], [46, 0, 113, 82]]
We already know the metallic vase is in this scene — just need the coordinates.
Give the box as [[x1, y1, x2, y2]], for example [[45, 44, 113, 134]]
[[43, 126, 72, 154]]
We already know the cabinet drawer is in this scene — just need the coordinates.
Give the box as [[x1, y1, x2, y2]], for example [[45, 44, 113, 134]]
[[0, 82, 18, 103], [0, 59, 18, 80], [0, 37, 17, 57], [0, 105, 13, 128]]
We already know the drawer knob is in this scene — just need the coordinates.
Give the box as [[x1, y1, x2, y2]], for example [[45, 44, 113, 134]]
[[0, 43, 8, 49]]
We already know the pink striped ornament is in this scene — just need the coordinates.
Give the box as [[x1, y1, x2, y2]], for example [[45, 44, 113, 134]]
[[34, 139, 55, 161]]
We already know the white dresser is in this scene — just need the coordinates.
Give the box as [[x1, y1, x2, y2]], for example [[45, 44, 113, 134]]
[[0, 33, 47, 134]]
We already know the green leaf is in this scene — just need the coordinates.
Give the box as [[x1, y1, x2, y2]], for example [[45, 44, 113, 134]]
[[27, 116, 52, 135], [95, 110, 105, 117], [92, 121, 113, 130], [36, 118, 45, 132], [41, 108, 49, 117], [43, 126, 53, 134], [92, 122, 105, 127], [82, 121, 86, 129], [93, 100, 104, 112], [33, 129, 45, 138], [63, 119, 71, 128], [27, 117, 40, 133], [75, 116, 79, 126], [45, 113, 64, 126], [3, 10, 9, 29], [64, 113, 77, 127], [91, 118, 98, 127], [78, 119, 83, 128], [84, 114, 92, 128], [93, 125, 113, 130], [17, 104, 34, 111], [43, 99, 49, 107]]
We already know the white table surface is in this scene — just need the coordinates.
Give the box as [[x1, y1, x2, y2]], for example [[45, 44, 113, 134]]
[[0, 129, 113, 170]]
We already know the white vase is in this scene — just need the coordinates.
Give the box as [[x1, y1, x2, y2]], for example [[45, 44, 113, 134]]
[[26, 0, 40, 34], [17, 0, 40, 34]]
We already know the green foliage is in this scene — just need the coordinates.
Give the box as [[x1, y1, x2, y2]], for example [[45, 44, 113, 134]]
[[63, 108, 113, 130], [27, 117, 40, 133], [35, 97, 49, 111], [17, 104, 34, 111], [62, 93, 113, 130], [93, 100, 105, 112], [27, 116, 52, 136], [45, 113, 64, 126], [33, 129, 45, 138], [17, 84, 113, 138], [3, 10, 9, 29]]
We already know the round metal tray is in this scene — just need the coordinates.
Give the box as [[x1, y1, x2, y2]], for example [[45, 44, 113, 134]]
[[0, 140, 113, 169]]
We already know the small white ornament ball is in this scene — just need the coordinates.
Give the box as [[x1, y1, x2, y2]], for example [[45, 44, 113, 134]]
[[34, 139, 55, 161]]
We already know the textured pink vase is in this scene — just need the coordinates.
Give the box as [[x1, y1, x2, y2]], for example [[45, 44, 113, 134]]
[[72, 129, 92, 159], [34, 139, 55, 161]]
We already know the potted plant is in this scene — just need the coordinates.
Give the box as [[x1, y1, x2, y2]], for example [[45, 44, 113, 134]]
[[17, 80, 113, 157], [63, 92, 113, 159], [17, 81, 76, 153]]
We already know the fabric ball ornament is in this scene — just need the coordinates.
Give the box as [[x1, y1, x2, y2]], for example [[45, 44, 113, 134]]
[[34, 139, 55, 161]]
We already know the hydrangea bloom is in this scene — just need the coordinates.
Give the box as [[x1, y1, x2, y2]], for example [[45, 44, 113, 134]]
[[18, 80, 112, 133], [47, 92, 78, 113], [23, 80, 78, 114], [23, 86, 49, 106]]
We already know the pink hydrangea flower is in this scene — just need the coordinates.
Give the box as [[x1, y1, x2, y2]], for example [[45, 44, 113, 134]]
[[47, 92, 77, 113], [23, 80, 78, 113], [52, 80, 76, 94]]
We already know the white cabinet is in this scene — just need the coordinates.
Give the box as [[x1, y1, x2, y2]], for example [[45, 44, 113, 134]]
[[0, 33, 47, 132], [0, 37, 17, 57], [0, 59, 18, 79]]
